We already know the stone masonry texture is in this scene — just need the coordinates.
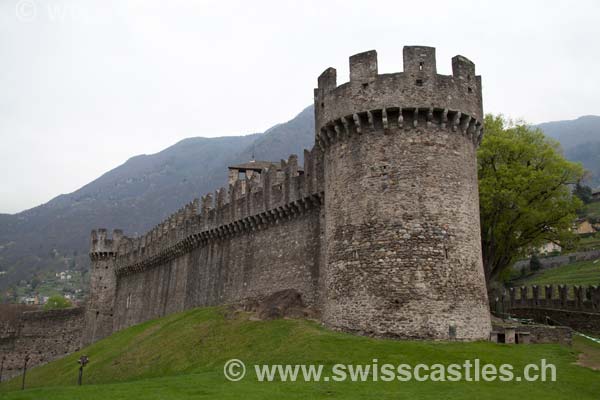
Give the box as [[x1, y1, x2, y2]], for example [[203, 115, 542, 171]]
[[0, 307, 84, 381], [316, 47, 490, 340], [80, 46, 492, 344]]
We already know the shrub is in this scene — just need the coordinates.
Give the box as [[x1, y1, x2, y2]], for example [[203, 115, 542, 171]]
[[44, 296, 72, 310], [529, 253, 542, 272]]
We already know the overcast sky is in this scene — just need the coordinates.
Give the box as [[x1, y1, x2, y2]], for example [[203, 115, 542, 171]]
[[0, 0, 599, 214]]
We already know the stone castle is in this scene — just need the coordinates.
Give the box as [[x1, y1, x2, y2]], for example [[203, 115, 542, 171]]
[[82, 46, 492, 346]]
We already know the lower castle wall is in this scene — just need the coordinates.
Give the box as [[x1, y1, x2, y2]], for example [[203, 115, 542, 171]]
[[112, 207, 324, 331], [509, 308, 600, 336], [0, 307, 84, 381]]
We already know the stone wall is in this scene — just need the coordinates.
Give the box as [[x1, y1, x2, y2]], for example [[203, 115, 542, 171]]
[[492, 284, 600, 335], [83, 46, 492, 345], [82, 248, 118, 346], [83, 147, 325, 344], [0, 307, 84, 381], [491, 323, 573, 346], [112, 207, 324, 331], [509, 308, 600, 336], [494, 284, 600, 313], [315, 48, 490, 340], [517, 325, 573, 346]]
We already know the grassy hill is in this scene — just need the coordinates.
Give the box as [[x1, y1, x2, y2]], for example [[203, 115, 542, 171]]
[[1, 307, 599, 399], [514, 259, 600, 287], [576, 232, 600, 252]]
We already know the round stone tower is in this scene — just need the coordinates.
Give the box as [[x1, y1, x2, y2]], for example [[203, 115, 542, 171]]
[[315, 46, 491, 340]]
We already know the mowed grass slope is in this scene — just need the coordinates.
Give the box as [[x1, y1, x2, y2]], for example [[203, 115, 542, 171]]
[[516, 259, 600, 287], [1, 307, 599, 399], [577, 231, 600, 251]]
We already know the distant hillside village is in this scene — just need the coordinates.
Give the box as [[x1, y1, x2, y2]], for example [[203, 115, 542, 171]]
[[537, 186, 600, 255], [1, 267, 87, 307]]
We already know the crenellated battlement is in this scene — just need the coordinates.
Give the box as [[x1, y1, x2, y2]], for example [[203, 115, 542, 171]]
[[91, 148, 325, 277], [314, 46, 483, 142], [83, 46, 492, 344], [89, 229, 125, 260], [495, 284, 600, 313]]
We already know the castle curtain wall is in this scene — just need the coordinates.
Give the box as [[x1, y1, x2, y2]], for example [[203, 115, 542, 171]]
[[112, 207, 323, 331], [85, 47, 491, 344], [0, 308, 85, 381]]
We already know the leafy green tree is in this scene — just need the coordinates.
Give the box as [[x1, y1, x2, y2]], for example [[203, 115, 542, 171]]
[[44, 295, 72, 310], [478, 115, 584, 284]]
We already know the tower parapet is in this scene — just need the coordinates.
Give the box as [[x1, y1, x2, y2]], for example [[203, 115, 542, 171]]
[[317, 46, 491, 340], [90, 228, 124, 257], [314, 47, 483, 152]]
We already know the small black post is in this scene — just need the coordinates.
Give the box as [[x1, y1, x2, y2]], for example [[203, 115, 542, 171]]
[[77, 355, 89, 386], [21, 354, 30, 390], [0, 355, 6, 383]]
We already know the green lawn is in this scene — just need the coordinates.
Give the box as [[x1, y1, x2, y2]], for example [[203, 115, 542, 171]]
[[1, 307, 599, 399], [515, 259, 600, 287]]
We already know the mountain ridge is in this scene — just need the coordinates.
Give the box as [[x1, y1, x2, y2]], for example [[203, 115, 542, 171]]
[[0, 106, 314, 291], [536, 115, 600, 187], [0, 107, 598, 294]]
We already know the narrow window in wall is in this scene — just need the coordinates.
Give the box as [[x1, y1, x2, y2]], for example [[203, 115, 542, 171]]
[[419, 62, 424, 71]]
